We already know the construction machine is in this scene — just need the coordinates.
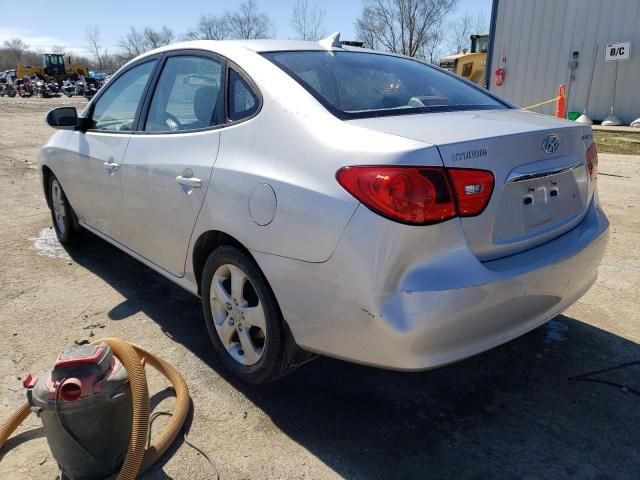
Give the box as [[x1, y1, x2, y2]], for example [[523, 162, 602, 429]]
[[439, 33, 489, 86], [17, 53, 89, 83]]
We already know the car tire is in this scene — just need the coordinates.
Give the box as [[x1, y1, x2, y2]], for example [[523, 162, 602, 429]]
[[48, 175, 80, 243], [201, 245, 291, 384]]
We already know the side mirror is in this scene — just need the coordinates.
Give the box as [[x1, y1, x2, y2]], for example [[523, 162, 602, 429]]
[[45, 107, 83, 130]]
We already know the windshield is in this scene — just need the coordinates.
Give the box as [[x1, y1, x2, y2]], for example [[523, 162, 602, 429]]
[[263, 51, 507, 119]]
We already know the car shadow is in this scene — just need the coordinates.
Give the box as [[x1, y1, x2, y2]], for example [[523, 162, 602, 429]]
[[64, 232, 640, 480]]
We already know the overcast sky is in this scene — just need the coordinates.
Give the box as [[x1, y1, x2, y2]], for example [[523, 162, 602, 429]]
[[0, 0, 492, 55]]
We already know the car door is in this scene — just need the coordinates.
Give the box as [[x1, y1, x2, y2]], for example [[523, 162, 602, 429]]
[[120, 52, 224, 277], [63, 58, 158, 242]]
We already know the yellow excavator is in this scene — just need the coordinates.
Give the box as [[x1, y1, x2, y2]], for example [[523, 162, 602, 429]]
[[17, 53, 88, 82], [439, 34, 489, 85]]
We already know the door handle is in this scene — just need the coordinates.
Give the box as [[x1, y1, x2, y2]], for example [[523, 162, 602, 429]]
[[176, 175, 202, 188], [104, 162, 120, 172]]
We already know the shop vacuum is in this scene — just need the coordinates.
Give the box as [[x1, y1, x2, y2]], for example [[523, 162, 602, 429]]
[[0, 338, 191, 480], [25, 342, 132, 479]]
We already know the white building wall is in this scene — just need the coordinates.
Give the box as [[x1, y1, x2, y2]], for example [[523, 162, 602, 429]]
[[489, 0, 640, 124]]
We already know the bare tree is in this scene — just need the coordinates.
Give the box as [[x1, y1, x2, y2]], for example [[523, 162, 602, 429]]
[[291, 0, 326, 41], [117, 26, 174, 62], [3, 38, 30, 65], [118, 27, 147, 61], [143, 26, 174, 49], [447, 12, 473, 54], [355, 6, 382, 50], [185, 14, 230, 40], [474, 12, 488, 34], [185, 2, 275, 41], [86, 25, 105, 69], [421, 21, 445, 63], [226, 0, 275, 39], [355, 0, 458, 58]]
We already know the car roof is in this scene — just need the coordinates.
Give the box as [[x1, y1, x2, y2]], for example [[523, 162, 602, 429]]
[[135, 38, 378, 63], [209, 39, 343, 52]]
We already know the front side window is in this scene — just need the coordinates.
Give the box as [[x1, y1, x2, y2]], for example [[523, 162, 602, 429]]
[[263, 51, 508, 119], [228, 69, 259, 121], [91, 60, 156, 132], [145, 56, 223, 132]]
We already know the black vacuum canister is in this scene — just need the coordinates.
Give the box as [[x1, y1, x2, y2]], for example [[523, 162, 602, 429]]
[[25, 342, 132, 480]]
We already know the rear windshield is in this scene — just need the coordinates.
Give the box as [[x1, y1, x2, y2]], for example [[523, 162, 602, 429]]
[[263, 51, 508, 119]]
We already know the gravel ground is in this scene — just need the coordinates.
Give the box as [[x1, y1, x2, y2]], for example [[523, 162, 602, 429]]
[[1, 96, 639, 480]]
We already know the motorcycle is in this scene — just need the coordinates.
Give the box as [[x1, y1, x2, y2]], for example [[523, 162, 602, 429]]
[[47, 80, 60, 96], [16, 78, 34, 98], [73, 80, 85, 97], [0, 83, 17, 97], [34, 79, 51, 98], [61, 79, 75, 97], [83, 81, 98, 99]]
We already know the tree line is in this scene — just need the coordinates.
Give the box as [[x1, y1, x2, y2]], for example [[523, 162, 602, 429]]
[[0, 0, 486, 73]]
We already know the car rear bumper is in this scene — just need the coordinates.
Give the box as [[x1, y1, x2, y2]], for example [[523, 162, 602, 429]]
[[253, 197, 609, 370]]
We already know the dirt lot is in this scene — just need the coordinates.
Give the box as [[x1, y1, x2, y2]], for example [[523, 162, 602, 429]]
[[1, 97, 639, 480]]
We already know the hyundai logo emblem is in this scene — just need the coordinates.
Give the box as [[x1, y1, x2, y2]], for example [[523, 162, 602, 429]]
[[542, 134, 560, 154]]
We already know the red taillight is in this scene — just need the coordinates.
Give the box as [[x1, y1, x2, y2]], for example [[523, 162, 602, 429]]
[[336, 166, 456, 224], [586, 143, 598, 181], [448, 168, 495, 216], [336, 166, 494, 225]]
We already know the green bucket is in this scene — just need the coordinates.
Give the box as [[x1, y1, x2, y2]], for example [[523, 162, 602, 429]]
[[567, 112, 580, 121]]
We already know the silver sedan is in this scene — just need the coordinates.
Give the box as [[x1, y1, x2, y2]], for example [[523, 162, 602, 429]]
[[39, 35, 609, 383]]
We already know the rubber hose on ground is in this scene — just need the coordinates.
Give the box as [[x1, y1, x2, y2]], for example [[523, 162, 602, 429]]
[[128, 342, 190, 474], [99, 338, 150, 480], [0, 402, 31, 450]]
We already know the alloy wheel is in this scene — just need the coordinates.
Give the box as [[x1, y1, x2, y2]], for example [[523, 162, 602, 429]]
[[209, 263, 267, 366], [51, 179, 67, 237]]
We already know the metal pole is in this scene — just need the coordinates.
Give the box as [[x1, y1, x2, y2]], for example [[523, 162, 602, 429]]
[[576, 45, 599, 125], [602, 56, 622, 125]]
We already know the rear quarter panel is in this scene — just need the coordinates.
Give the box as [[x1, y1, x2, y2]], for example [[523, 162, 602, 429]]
[[191, 50, 442, 263]]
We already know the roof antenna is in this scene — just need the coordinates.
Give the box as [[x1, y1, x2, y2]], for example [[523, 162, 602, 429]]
[[318, 32, 341, 49]]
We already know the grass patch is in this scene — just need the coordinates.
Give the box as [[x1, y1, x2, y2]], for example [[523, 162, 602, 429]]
[[594, 131, 640, 155]]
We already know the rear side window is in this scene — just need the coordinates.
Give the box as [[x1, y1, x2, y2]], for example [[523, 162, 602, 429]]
[[145, 55, 223, 132], [228, 69, 259, 121], [263, 51, 508, 119], [91, 60, 156, 131]]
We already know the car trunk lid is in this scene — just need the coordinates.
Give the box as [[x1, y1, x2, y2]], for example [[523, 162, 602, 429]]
[[349, 109, 595, 260]]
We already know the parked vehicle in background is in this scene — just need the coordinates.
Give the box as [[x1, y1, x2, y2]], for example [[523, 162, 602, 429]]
[[17, 53, 88, 84], [61, 79, 75, 97], [82, 79, 98, 99], [33, 77, 61, 98], [0, 82, 17, 97], [0, 69, 17, 84], [439, 33, 489, 85], [15, 77, 34, 97], [38, 36, 609, 384]]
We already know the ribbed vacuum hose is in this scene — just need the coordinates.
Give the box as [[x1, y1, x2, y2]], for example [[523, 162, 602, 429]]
[[0, 402, 31, 450], [0, 338, 190, 480], [101, 338, 150, 480], [127, 342, 190, 474]]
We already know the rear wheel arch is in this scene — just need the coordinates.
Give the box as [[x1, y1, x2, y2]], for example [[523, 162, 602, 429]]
[[192, 230, 254, 296], [193, 230, 316, 378]]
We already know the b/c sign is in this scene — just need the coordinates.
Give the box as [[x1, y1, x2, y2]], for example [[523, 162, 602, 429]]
[[605, 41, 631, 61]]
